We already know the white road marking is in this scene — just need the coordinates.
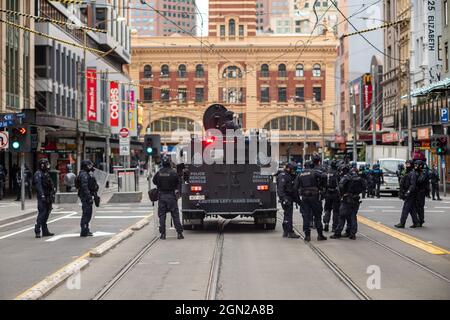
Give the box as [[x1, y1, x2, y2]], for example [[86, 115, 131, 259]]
[[0, 212, 78, 240], [426, 210, 445, 213], [358, 210, 375, 212], [434, 207, 450, 209], [369, 206, 396, 209], [0, 216, 36, 228], [381, 210, 401, 212], [45, 231, 115, 242], [63, 215, 147, 219], [96, 210, 151, 214]]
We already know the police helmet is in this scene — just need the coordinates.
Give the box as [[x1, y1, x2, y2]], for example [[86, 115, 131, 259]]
[[405, 160, 414, 170], [330, 160, 338, 170], [340, 164, 350, 174], [373, 163, 380, 170], [414, 160, 424, 170], [161, 155, 171, 167], [38, 158, 50, 171], [81, 159, 94, 172], [224, 110, 234, 119], [312, 153, 321, 164], [351, 161, 357, 168]]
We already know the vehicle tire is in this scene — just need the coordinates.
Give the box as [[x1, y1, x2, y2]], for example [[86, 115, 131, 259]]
[[392, 192, 398, 197], [183, 222, 194, 230], [264, 223, 276, 230]]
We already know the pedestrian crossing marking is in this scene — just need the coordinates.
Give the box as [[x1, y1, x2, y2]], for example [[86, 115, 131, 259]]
[[358, 216, 450, 255]]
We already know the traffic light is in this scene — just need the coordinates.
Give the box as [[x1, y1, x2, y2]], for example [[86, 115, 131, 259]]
[[144, 134, 161, 157], [436, 136, 448, 155], [8, 126, 38, 152]]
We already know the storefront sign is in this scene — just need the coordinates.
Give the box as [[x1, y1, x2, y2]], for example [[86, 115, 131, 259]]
[[86, 69, 97, 121], [417, 128, 430, 140], [382, 132, 398, 143], [128, 90, 136, 135], [78, 120, 89, 133], [110, 81, 120, 128]]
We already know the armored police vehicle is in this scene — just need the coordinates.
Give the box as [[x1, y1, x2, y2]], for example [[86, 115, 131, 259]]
[[179, 104, 278, 230]]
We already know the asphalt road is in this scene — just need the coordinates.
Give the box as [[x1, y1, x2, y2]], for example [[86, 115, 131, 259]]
[[43, 196, 450, 300], [0, 200, 154, 299]]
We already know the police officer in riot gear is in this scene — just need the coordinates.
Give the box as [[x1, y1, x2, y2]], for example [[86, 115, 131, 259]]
[[294, 161, 327, 242], [277, 162, 300, 238], [372, 163, 384, 198], [153, 155, 184, 239], [395, 160, 421, 228], [322, 160, 341, 233], [330, 165, 366, 240], [359, 164, 370, 199], [34, 158, 55, 238], [415, 160, 430, 227], [396, 163, 405, 184], [430, 165, 441, 200], [221, 110, 240, 133], [77, 160, 99, 237]]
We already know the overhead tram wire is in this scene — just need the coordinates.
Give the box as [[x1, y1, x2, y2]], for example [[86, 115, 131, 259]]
[[330, 0, 405, 63]]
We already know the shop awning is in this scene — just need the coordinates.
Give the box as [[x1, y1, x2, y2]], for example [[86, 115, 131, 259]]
[[402, 77, 450, 99]]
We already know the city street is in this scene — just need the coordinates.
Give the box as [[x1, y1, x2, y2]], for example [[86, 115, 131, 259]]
[[23, 195, 447, 301]]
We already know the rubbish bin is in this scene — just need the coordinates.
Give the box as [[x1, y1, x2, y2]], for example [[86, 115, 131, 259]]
[[117, 169, 137, 192]]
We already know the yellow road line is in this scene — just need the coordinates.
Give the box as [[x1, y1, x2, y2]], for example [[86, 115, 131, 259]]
[[358, 215, 450, 255]]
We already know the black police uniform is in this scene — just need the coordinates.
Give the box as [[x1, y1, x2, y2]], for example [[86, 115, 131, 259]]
[[372, 165, 384, 198], [294, 165, 327, 241], [276, 169, 299, 238], [415, 165, 430, 226], [322, 167, 341, 232], [396, 165, 420, 228], [430, 168, 441, 200], [34, 161, 55, 238], [153, 164, 183, 239], [331, 170, 366, 239], [77, 162, 98, 236]]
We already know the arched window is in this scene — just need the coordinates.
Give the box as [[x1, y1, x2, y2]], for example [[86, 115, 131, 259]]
[[222, 66, 243, 78], [143, 65, 152, 78], [161, 64, 169, 77], [295, 64, 304, 77], [263, 116, 319, 131], [178, 64, 187, 78], [195, 64, 204, 78], [151, 117, 195, 132], [278, 64, 287, 77], [313, 63, 321, 77], [229, 19, 236, 36], [261, 64, 269, 77]]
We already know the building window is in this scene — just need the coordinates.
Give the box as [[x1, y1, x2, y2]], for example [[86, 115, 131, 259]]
[[260, 87, 270, 103], [229, 19, 236, 36], [195, 64, 204, 78], [445, 0, 448, 26], [151, 117, 195, 132], [263, 116, 319, 131], [261, 64, 269, 77], [222, 66, 243, 78], [195, 87, 204, 102], [239, 25, 244, 36], [144, 65, 152, 78], [295, 87, 304, 102], [161, 88, 170, 102], [445, 42, 449, 72], [295, 64, 304, 77], [178, 88, 187, 102], [161, 64, 169, 77], [278, 87, 287, 102], [220, 25, 225, 37], [313, 87, 322, 102], [278, 64, 287, 77], [143, 87, 152, 102], [178, 64, 187, 78], [222, 87, 243, 103], [312, 64, 321, 77]]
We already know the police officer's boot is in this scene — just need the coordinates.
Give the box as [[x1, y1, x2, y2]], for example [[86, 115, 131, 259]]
[[330, 233, 341, 239], [282, 231, 288, 238], [317, 230, 327, 241], [34, 225, 41, 238], [160, 233, 166, 240], [287, 231, 300, 238], [304, 231, 311, 242], [323, 224, 329, 232], [177, 232, 184, 240], [394, 223, 405, 228], [410, 223, 421, 228], [42, 225, 54, 237], [80, 225, 93, 237], [349, 234, 356, 240]]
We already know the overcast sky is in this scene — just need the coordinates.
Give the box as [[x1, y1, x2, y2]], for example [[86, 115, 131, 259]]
[[196, 0, 208, 35]]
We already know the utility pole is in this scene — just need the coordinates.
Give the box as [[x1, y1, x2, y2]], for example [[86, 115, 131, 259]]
[[303, 109, 307, 162], [20, 153, 25, 210], [406, 59, 412, 160], [371, 64, 376, 165], [321, 105, 325, 160], [350, 86, 357, 162]]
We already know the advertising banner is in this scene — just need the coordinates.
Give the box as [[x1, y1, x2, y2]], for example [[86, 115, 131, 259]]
[[110, 81, 120, 131], [86, 69, 97, 121]]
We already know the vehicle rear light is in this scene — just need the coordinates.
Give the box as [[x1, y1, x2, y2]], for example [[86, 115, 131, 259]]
[[191, 186, 202, 192], [257, 185, 269, 191]]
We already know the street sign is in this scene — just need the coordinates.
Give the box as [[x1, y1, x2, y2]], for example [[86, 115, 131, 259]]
[[441, 108, 449, 123], [119, 128, 129, 138], [119, 135, 130, 156], [0, 131, 9, 150]]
